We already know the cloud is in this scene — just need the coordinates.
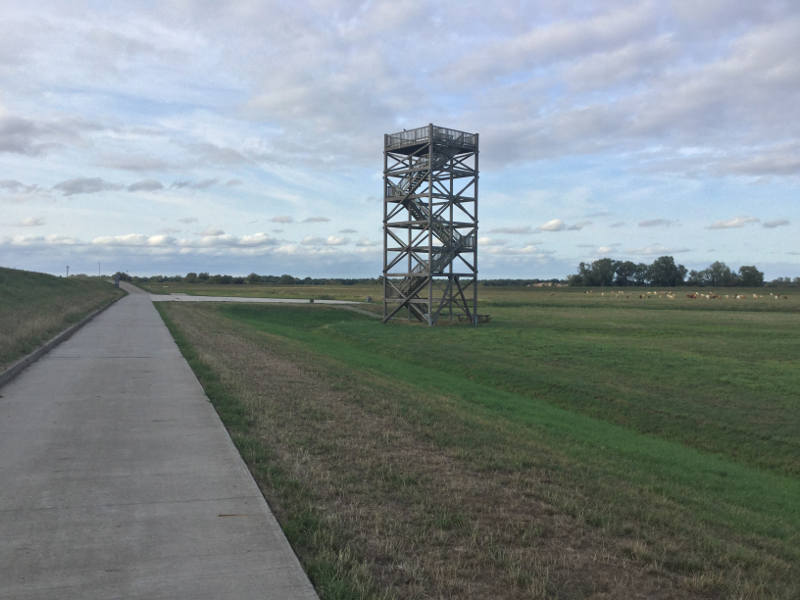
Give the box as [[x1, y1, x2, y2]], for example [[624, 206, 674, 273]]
[[0, 115, 90, 155], [127, 179, 164, 192], [301, 216, 331, 223], [567, 220, 592, 231], [178, 217, 198, 224], [17, 216, 45, 227], [53, 177, 122, 196], [452, 3, 656, 83], [489, 226, 533, 234], [301, 235, 349, 246], [271, 215, 294, 223], [763, 219, 790, 228], [91, 233, 174, 247], [610, 221, 626, 228], [596, 246, 614, 255], [225, 179, 242, 186], [638, 218, 675, 227], [707, 216, 760, 229], [538, 219, 566, 232], [626, 244, 691, 256], [87, 231, 279, 250], [339, 228, 357, 233], [355, 238, 377, 247], [183, 142, 249, 166], [102, 155, 172, 172], [171, 178, 217, 190], [197, 228, 225, 236], [0, 179, 39, 194], [301, 236, 325, 246]]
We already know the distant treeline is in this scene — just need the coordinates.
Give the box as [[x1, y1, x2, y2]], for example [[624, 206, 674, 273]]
[[481, 278, 564, 287], [568, 257, 782, 287], [122, 272, 381, 286], [111, 265, 799, 288], [116, 271, 567, 287]]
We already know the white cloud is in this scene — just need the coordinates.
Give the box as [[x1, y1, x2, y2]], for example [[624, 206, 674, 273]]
[[301, 216, 330, 223], [91, 233, 172, 247], [763, 219, 789, 228], [539, 219, 566, 232], [707, 216, 760, 229], [271, 216, 294, 224], [301, 235, 349, 247], [626, 244, 691, 255], [17, 216, 45, 227]]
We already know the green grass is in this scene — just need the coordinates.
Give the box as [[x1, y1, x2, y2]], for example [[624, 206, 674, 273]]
[[221, 299, 800, 476], [157, 288, 800, 598], [138, 280, 381, 302], [0, 267, 125, 370]]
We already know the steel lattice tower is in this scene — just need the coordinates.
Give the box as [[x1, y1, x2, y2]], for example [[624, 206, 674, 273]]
[[382, 124, 479, 326]]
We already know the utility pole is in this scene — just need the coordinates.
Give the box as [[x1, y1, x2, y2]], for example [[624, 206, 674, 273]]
[[66, 265, 69, 277]]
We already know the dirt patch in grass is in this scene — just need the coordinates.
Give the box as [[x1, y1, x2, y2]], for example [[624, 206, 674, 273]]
[[158, 302, 721, 599]]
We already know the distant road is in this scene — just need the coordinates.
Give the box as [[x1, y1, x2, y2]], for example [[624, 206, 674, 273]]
[[0, 281, 318, 599]]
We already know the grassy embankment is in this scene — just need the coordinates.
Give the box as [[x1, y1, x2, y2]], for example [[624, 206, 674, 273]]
[[156, 287, 800, 599], [0, 267, 124, 371]]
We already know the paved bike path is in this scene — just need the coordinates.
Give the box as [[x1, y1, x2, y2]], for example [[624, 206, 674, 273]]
[[0, 283, 318, 599]]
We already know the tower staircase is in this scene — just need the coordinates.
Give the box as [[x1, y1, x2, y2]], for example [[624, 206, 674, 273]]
[[385, 140, 472, 322]]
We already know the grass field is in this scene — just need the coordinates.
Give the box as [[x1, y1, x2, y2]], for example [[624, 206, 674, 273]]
[[156, 286, 800, 599], [0, 267, 125, 371], [138, 280, 381, 302]]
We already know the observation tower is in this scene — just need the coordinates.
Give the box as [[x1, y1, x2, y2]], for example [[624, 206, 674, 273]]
[[382, 124, 479, 326]]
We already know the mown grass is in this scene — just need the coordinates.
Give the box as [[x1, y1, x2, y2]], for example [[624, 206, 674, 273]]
[[157, 292, 799, 599], [0, 267, 124, 371], [138, 280, 381, 302]]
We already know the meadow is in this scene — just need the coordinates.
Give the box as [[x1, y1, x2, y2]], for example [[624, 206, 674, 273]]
[[156, 285, 800, 599], [138, 280, 381, 302], [0, 267, 124, 371]]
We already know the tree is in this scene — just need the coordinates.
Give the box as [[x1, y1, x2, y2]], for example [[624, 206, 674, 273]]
[[614, 261, 637, 286], [686, 269, 703, 286], [591, 258, 616, 286], [738, 265, 764, 287], [633, 263, 649, 286], [246, 272, 260, 284], [707, 261, 734, 286], [197, 272, 210, 281], [185, 272, 197, 283], [647, 256, 686, 286]]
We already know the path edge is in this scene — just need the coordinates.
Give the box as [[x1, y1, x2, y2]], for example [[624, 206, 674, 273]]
[[0, 292, 126, 390]]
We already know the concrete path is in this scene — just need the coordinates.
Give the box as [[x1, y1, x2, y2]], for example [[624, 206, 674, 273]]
[[0, 283, 319, 599]]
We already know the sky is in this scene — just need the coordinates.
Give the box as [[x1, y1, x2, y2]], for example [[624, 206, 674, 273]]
[[1, 0, 798, 279]]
